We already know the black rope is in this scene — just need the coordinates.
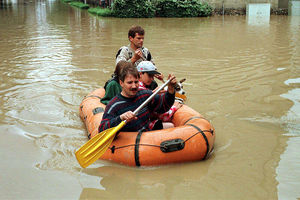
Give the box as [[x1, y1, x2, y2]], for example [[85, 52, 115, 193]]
[[183, 116, 209, 125], [108, 129, 213, 152], [109, 143, 161, 151], [186, 124, 210, 159], [183, 129, 213, 143], [85, 95, 102, 100], [81, 95, 102, 103]]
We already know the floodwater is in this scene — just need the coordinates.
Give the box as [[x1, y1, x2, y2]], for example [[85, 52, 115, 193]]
[[0, 0, 300, 199]]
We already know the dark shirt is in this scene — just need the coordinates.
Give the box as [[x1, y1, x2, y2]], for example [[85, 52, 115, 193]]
[[146, 80, 158, 91], [99, 89, 175, 132]]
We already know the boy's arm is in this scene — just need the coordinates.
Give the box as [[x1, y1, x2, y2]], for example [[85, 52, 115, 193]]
[[150, 91, 175, 115], [150, 74, 177, 114]]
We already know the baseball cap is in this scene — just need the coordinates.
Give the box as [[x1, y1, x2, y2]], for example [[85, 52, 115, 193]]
[[137, 61, 161, 75]]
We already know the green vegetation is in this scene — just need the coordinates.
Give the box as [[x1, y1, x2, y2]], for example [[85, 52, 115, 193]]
[[88, 7, 114, 17], [61, 0, 72, 3], [154, 0, 212, 17], [113, 0, 155, 18], [63, 0, 212, 18], [69, 1, 89, 9]]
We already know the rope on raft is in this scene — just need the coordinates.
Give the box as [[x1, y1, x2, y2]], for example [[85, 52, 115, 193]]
[[109, 129, 214, 153]]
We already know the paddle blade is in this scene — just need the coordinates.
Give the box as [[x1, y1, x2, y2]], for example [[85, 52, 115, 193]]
[[75, 121, 126, 168]]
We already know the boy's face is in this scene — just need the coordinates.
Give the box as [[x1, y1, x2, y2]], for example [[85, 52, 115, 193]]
[[140, 72, 154, 86]]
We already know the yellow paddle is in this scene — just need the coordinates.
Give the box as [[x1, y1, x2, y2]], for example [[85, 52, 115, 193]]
[[75, 78, 173, 168]]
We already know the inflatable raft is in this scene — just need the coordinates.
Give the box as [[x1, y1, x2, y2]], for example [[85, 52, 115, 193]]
[[79, 88, 215, 166]]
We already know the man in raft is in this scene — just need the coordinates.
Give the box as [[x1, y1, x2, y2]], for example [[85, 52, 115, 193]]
[[115, 25, 163, 90], [116, 25, 153, 67], [98, 64, 177, 132]]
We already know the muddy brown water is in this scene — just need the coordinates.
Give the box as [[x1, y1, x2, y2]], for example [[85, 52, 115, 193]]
[[1, 0, 300, 199]]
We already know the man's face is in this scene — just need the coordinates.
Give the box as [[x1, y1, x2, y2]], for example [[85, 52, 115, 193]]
[[129, 33, 144, 49], [140, 72, 154, 86], [120, 74, 139, 98]]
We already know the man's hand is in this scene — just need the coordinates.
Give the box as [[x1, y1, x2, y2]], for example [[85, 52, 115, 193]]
[[131, 48, 144, 63], [167, 74, 177, 94], [120, 111, 137, 122]]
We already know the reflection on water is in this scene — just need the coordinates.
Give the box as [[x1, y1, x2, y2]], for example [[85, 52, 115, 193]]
[[247, 15, 270, 26], [1, 0, 300, 199], [276, 15, 300, 199], [277, 15, 300, 200], [277, 83, 300, 199], [78, 161, 213, 199]]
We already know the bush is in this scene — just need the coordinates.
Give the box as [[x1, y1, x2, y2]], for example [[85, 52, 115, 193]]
[[61, 0, 72, 3], [69, 1, 89, 9], [88, 7, 114, 17], [154, 0, 212, 17], [112, 0, 155, 18]]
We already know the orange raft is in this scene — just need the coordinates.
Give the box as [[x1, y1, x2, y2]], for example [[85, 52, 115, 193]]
[[79, 88, 216, 167]]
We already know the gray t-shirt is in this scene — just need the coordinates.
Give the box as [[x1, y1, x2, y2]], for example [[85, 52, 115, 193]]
[[115, 45, 153, 66]]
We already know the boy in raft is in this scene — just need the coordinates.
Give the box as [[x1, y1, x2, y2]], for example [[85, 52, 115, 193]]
[[137, 61, 182, 129], [101, 61, 131, 105], [99, 64, 177, 132]]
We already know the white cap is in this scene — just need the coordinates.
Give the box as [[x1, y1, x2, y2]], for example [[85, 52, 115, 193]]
[[137, 61, 160, 75]]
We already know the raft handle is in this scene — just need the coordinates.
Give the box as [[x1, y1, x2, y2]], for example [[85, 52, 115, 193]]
[[160, 139, 185, 153], [92, 107, 104, 115]]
